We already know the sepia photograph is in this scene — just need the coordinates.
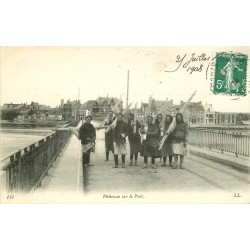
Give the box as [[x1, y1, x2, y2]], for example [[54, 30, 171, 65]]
[[0, 46, 249, 204], [1, 2, 250, 250]]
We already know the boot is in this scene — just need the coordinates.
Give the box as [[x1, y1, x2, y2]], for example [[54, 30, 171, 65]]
[[152, 164, 157, 169], [180, 156, 184, 169], [172, 162, 177, 169], [172, 155, 178, 169], [128, 160, 133, 166]]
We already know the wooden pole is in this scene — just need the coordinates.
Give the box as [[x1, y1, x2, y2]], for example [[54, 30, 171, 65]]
[[77, 87, 80, 120], [126, 70, 129, 109]]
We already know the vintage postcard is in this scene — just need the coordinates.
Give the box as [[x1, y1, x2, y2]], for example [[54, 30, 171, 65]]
[[0, 46, 249, 204]]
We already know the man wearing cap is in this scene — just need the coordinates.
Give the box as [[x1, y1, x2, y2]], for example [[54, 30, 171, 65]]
[[112, 113, 128, 168]]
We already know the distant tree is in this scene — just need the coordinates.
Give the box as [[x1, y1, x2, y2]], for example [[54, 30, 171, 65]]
[[236, 113, 250, 125], [1, 110, 19, 121]]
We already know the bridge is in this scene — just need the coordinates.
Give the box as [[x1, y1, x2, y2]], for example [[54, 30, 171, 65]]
[[1, 121, 250, 203]]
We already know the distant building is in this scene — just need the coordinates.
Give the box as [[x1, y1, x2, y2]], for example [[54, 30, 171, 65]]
[[70, 100, 80, 120], [140, 102, 148, 114], [203, 103, 237, 125], [62, 100, 72, 121], [150, 97, 176, 115], [1, 103, 22, 109], [137, 102, 149, 121], [60, 97, 120, 121], [214, 112, 237, 125], [136, 97, 176, 121], [179, 101, 205, 124], [48, 107, 62, 120], [96, 96, 119, 115], [1, 102, 51, 121], [72, 102, 85, 120], [83, 100, 99, 116]]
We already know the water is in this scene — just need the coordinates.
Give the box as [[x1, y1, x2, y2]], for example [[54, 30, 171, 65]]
[[0, 129, 52, 159]]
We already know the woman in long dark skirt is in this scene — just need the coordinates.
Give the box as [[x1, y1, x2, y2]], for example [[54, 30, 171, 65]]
[[171, 113, 188, 169], [155, 113, 163, 161], [161, 114, 173, 167], [127, 113, 141, 166], [79, 116, 96, 167], [140, 115, 161, 169]]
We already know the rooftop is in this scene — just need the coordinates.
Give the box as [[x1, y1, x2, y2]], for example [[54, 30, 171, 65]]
[[83, 100, 99, 109], [96, 97, 119, 105], [180, 101, 204, 111]]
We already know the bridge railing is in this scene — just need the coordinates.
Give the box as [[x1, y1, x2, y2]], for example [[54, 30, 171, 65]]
[[188, 129, 250, 157], [0, 120, 79, 194]]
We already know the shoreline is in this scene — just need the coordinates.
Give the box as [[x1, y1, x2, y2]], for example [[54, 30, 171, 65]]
[[0, 128, 52, 134], [0, 120, 70, 129]]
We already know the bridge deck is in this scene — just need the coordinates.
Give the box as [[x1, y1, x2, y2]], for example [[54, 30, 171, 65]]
[[37, 121, 250, 201], [37, 134, 82, 194]]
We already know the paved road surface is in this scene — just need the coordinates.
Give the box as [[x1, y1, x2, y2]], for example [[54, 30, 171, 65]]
[[38, 121, 250, 201], [83, 122, 250, 196]]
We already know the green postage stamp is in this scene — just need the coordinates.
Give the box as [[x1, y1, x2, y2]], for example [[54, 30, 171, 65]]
[[213, 52, 248, 96]]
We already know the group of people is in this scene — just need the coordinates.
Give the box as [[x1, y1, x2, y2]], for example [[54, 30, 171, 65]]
[[78, 110, 188, 169]]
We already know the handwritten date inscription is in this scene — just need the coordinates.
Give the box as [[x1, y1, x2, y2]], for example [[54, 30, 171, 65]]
[[165, 53, 210, 74]]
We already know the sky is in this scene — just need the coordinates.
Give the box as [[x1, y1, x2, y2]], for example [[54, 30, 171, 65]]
[[1, 46, 250, 112]]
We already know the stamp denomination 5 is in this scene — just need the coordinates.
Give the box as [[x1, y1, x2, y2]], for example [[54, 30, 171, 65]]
[[211, 52, 248, 96]]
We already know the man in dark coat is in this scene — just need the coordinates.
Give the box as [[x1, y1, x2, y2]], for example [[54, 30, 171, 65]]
[[79, 116, 96, 167], [112, 113, 128, 168]]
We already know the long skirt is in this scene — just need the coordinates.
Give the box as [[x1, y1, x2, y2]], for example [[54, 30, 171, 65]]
[[140, 140, 162, 158], [172, 142, 187, 156], [81, 142, 95, 154], [105, 135, 114, 152], [81, 143, 94, 165], [113, 141, 127, 155], [162, 141, 172, 157], [129, 139, 141, 154]]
